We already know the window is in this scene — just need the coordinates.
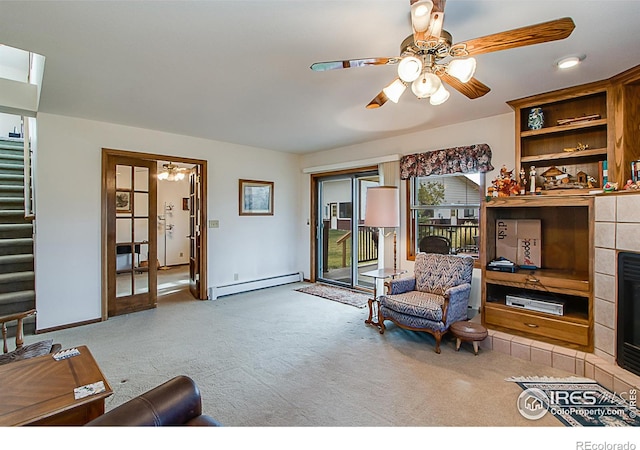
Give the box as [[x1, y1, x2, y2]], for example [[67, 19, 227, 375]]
[[407, 173, 483, 261], [338, 202, 352, 219]]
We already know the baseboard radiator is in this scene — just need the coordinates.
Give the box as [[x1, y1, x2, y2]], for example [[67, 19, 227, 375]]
[[209, 272, 303, 300]]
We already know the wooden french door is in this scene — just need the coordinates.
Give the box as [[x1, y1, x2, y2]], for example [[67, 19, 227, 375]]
[[105, 154, 157, 316], [188, 165, 201, 298]]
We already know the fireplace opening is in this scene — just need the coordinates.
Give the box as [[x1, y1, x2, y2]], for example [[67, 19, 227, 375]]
[[617, 252, 640, 377]]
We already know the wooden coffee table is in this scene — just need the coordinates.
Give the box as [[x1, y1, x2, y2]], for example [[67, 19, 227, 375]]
[[0, 345, 113, 426]]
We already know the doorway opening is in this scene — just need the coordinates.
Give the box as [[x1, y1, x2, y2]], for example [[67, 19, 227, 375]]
[[311, 167, 380, 291], [156, 160, 192, 300], [102, 149, 208, 319]]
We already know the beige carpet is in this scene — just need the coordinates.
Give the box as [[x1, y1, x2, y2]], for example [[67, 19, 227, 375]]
[[296, 283, 369, 308], [28, 280, 583, 430]]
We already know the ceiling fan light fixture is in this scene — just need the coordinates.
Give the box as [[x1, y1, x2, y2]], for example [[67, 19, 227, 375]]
[[382, 79, 407, 103], [159, 162, 187, 182], [397, 56, 423, 82], [411, 72, 441, 98], [410, 0, 434, 32], [447, 57, 477, 83], [429, 84, 450, 105]]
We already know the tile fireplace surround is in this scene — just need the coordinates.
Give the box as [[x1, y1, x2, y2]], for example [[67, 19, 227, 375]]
[[478, 193, 640, 393]]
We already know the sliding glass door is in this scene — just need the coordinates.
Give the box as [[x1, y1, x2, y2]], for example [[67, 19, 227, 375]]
[[316, 171, 379, 289]]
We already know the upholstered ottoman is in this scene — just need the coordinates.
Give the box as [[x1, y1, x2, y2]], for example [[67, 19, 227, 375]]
[[450, 321, 488, 355]]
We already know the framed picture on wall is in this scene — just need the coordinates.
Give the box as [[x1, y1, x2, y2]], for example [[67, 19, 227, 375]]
[[239, 179, 274, 216], [115, 190, 131, 213]]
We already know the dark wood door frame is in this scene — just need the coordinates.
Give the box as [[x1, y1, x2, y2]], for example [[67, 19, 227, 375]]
[[101, 148, 208, 321]]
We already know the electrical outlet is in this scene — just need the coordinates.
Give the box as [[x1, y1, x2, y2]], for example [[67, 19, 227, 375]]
[[209, 220, 219, 228], [234, 273, 239, 281], [179, 252, 183, 257]]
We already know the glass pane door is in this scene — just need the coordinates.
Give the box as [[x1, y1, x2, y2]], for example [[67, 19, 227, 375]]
[[316, 171, 379, 289], [107, 154, 157, 316], [318, 177, 353, 286], [356, 175, 380, 289]]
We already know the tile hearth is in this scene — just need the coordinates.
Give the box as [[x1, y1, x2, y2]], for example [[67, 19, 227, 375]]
[[478, 329, 640, 393]]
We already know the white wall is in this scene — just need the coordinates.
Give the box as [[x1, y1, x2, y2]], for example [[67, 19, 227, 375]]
[[298, 113, 517, 309], [35, 113, 301, 330], [0, 112, 22, 138]]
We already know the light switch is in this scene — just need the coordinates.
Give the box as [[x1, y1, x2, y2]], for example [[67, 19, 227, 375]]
[[209, 220, 219, 228]]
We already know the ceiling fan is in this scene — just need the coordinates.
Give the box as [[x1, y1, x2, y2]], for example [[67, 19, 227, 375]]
[[310, 0, 575, 108]]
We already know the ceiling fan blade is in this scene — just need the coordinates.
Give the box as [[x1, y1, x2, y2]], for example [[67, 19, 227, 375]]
[[432, 0, 446, 13], [452, 17, 575, 56], [440, 73, 490, 99], [310, 58, 397, 71], [366, 91, 389, 109]]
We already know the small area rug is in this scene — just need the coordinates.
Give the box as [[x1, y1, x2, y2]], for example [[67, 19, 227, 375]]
[[296, 284, 369, 309], [507, 376, 640, 426]]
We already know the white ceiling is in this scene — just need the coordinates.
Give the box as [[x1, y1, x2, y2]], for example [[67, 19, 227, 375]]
[[1, 1, 640, 154]]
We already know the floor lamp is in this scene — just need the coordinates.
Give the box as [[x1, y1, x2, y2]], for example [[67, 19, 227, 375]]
[[364, 186, 400, 271]]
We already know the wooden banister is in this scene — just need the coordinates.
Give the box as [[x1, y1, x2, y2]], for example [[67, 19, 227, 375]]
[[0, 309, 36, 354]]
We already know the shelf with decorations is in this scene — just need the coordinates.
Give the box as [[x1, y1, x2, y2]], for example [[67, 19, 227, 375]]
[[508, 81, 611, 195]]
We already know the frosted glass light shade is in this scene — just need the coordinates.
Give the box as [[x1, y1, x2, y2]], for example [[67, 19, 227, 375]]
[[382, 79, 407, 103], [158, 163, 186, 182], [397, 56, 422, 82], [411, 72, 441, 98], [447, 58, 476, 83], [410, 0, 434, 32], [364, 186, 399, 228], [429, 84, 450, 105], [557, 56, 580, 69]]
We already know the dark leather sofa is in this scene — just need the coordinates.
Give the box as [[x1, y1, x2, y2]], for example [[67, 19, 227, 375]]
[[86, 375, 221, 426]]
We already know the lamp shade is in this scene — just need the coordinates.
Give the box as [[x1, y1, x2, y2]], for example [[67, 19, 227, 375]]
[[382, 78, 407, 103], [410, 0, 434, 32], [397, 56, 422, 82], [364, 186, 399, 228], [429, 83, 450, 105], [411, 72, 441, 98], [446, 57, 476, 83]]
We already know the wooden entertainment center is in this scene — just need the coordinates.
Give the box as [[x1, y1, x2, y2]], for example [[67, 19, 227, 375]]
[[481, 64, 640, 352]]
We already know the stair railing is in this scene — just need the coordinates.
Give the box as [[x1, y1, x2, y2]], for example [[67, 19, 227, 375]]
[[22, 118, 35, 220]]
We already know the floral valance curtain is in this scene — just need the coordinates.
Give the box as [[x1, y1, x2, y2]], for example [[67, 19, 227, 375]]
[[399, 143, 494, 179]]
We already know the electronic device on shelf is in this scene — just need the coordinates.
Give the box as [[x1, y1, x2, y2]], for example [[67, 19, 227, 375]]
[[487, 257, 519, 273], [506, 294, 565, 316]]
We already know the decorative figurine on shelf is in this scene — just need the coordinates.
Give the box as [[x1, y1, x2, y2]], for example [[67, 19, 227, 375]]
[[529, 166, 536, 193], [603, 181, 619, 192], [623, 179, 640, 190], [563, 142, 590, 153], [519, 167, 527, 195], [541, 166, 571, 189], [528, 107, 544, 130], [490, 165, 520, 197]]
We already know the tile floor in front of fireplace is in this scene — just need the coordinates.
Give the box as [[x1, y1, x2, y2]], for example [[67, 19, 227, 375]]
[[478, 328, 640, 394]]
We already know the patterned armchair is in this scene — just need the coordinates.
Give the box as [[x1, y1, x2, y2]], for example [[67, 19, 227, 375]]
[[379, 253, 474, 353]]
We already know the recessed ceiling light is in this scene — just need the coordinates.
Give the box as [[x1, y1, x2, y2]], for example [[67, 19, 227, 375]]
[[557, 55, 585, 69]]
